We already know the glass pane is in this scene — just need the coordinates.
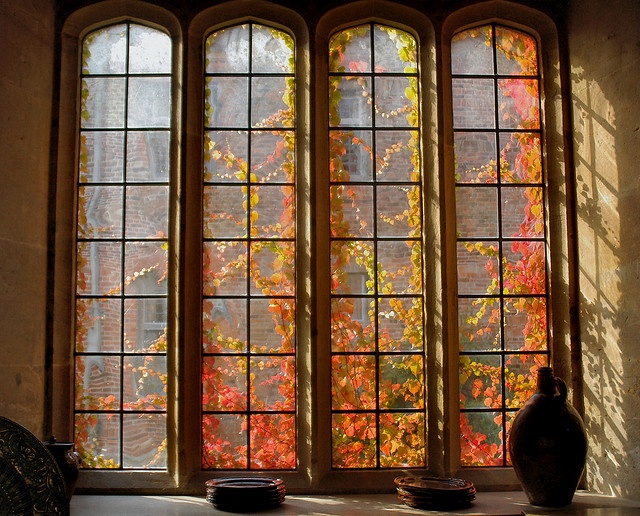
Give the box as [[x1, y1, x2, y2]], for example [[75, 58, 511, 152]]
[[125, 186, 168, 239], [127, 77, 171, 128], [76, 242, 122, 296], [330, 240, 374, 295], [459, 354, 502, 410], [123, 298, 167, 353], [377, 240, 421, 294], [452, 26, 494, 75], [129, 26, 171, 74], [202, 356, 247, 411], [81, 131, 124, 183], [330, 130, 373, 182], [75, 413, 120, 468], [205, 77, 249, 127], [123, 242, 168, 295], [251, 185, 295, 238], [83, 24, 127, 75], [502, 241, 546, 295], [330, 76, 372, 127], [456, 186, 498, 238], [495, 26, 538, 76], [249, 298, 295, 353], [504, 297, 547, 351], [374, 76, 417, 127], [460, 411, 503, 466], [205, 25, 249, 73], [375, 130, 418, 182], [501, 186, 544, 238], [203, 185, 247, 238], [329, 25, 371, 73], [250, 356, 295, 410], [379, 354, 424, 409], [76, 298, 122, 353], [456, 241, 499, 296], [122, 355, 167, 411], [505, 354, 547, 408], [378, 297, 423, 351], [452, 78, 495, 129], [251, 76, 294, 128], [458, 297, 501, 352], [374, 25, 417, 73], [203, 298, 247, 353], [203, 241, 248, 296], [454, 131, 497, 184], [331, 297, 375, 353], [78, 185, 123, 239], [379, 412, 425, 467], [81, 78, 126, 128], [500, 132, 542, 184], [498, 78, 540, 130], [332, 413, 376, 468], [249, 242, 295, 296], [126, 131, 170, 182], [252, 25, 294, 73], [331, 355, 376, 410], [204, 131, 248, 182], [251, 131, 295, 182], [202, 414, 248, 469], [75, 355, 121, 410], [249, 414, 296, 469], [123, 413, 167, 468], [377, 185, 414, 237], [330, 185, 374, 238]]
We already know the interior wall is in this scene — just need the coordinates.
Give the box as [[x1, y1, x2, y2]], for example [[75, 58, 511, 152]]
[[0, 0, 56, 436], [567, 0, 640, 500]]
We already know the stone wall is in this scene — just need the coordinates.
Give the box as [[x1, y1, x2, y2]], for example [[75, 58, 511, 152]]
[[0, 0, 56, 436], [568, 0, 640, 501]]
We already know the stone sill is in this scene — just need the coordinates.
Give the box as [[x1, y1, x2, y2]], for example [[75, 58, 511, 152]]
[[70, 491, 640, 515]]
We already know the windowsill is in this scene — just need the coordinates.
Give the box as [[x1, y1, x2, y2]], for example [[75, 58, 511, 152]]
[[70, 491, 640, 515]]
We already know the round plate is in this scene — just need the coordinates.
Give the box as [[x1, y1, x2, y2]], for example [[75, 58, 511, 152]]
[[0, 416, 68, 514]]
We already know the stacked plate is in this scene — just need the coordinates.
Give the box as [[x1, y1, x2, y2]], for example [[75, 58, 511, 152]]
[[394, 476, 476, 510], [205, 477, 286, 512]]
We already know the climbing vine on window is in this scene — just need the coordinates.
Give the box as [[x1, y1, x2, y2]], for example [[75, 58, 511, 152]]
[[452, 24, 549, 467], [201, 23, 296, 470], [328, 24, 425, 469]]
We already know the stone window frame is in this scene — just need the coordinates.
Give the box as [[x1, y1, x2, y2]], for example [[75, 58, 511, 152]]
[[52, 0, 573, 494]]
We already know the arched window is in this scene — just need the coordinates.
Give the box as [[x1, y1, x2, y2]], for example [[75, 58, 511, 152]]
[[201, 22, 297, 470], [74, 22, 171, 469], [327, 24, 425, 469], [452, 24, 549, 467]]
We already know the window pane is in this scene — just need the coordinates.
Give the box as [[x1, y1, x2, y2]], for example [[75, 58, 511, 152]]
[[329, 24, 424, 469], [128, 26, 171, 74], [82, 24, 127, 75], [75, 23, 170, 470], [453, 24, 548, 467], [202, 23, 296, 470], [451, 26, 493, 75]]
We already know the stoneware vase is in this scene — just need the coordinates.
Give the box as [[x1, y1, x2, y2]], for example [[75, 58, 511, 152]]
[[508, 366, 587, 507], [44, 435, 80, 500]]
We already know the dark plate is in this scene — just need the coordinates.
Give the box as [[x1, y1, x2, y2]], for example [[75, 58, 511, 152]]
[[0, 416, 68, 515]]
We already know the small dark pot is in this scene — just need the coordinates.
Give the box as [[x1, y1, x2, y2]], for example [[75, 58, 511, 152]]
[[44, 436, 80, 499], [508, 367, 587, 507]]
